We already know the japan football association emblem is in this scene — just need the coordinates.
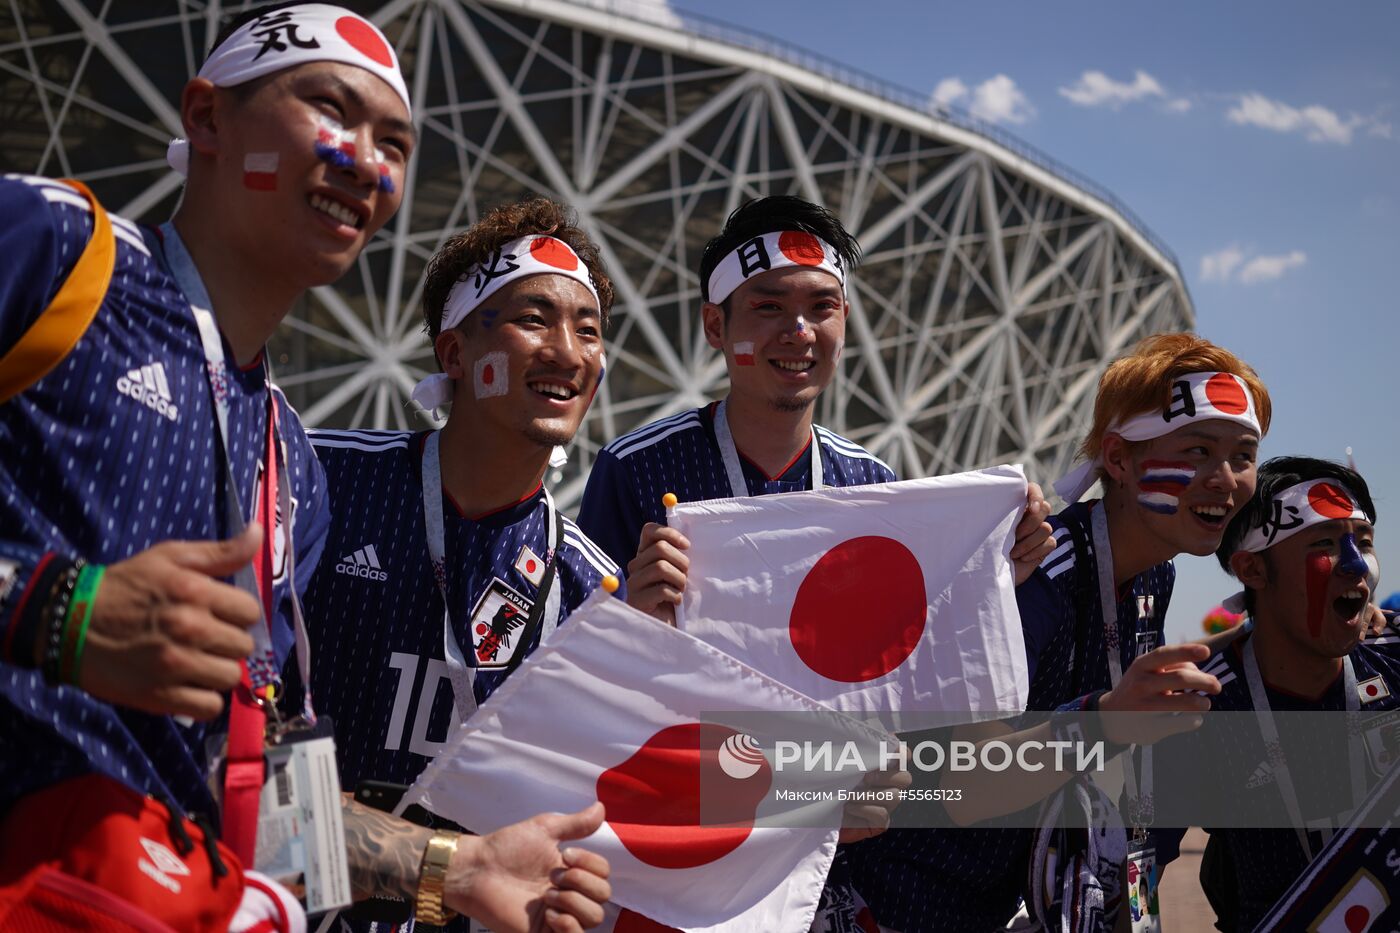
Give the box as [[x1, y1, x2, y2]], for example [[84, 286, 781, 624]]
[[469, 578, 534, 670]]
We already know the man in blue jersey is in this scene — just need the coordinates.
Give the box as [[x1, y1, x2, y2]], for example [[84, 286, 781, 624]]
[[577, 195, 1055, 623], [0, 6, 608, 932], [847, 333, 1270, 932], [301, 197, 621, 797], [1151, 457, 1398, 932], [577, 194, 1053, 931]]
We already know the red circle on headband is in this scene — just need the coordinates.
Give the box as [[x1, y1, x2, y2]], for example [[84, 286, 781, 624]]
[[335, 16, 393, 68], [1308, 482, 1355, 519], [778, 231, 825, 266], [1204, 373, 1249, 415], [530, 237, 579, 271]]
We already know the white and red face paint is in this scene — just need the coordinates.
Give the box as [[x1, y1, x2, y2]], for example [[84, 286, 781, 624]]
[[314, 114, 394, 193], [473, 351, 508, 399], [1135, 460, 1196, 515], [733, 341, 756, 366], [243, 152, 279, 191], [1305, 552, 1333, 639]]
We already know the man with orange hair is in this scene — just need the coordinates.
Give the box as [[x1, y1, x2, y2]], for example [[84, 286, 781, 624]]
[[848, 333, 1270, 932]]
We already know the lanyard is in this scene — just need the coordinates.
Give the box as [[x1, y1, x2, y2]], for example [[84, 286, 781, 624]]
[[712, 399, 824, 499], [421, 430, 561, 721], [1240, 637, 1366, 861], [156, 223, 314, 715], [1088, 502, 1154, 836]]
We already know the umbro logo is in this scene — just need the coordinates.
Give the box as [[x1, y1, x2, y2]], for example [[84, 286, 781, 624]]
[[116, 362, 179, 422], [336, 544, 388, 582], [137, 836, 189, 894]]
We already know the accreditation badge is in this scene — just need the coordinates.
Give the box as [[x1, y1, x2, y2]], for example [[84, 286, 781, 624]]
[[1126, 843, 1161, 933], [255, 717, 351, 914]]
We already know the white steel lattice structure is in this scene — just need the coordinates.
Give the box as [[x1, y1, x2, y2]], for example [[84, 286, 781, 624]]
[[0, 0, 1192, 507]]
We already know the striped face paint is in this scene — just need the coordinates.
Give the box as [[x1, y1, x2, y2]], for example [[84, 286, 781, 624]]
[[1306, 552, 1334, 638], [733, 341, 756, 366], [242, 152, 278, 191], [372, 147, 394, 194], [315, 114, 356, 169], [794, 318, 807, 333], [1136, 460, 1197, 515]]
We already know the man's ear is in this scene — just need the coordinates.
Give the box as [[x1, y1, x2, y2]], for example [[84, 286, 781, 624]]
[[434, 328, 467, 379], [1231, 549, 1269, 591], [702, 302, 726, 350], [1100, 433, 1133, 487], [180, 78, 221, 158]]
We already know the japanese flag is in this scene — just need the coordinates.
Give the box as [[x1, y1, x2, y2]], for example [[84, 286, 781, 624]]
[[407, 591, 889, 933], [1309, 870, 1390, 933], [670, 465, 1030, 728]]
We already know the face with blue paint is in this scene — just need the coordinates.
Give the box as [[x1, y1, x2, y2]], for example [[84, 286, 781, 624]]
[[1102, 419, 1260, 559], [1233, 518, 1377, 660]]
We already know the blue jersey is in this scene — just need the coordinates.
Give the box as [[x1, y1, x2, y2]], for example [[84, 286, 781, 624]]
[[0, 174, 329, 819], [296, 429, 620, 792], [1153, 631, 1400, 933], [577, 402, 897, 568], [848, 500, 1176, 932]]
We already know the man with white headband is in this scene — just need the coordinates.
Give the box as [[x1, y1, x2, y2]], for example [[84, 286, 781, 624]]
[[0, 5, 609, 931], [296, 199, 620, 930], [577, 195, 1054, 931], [1149, 456, 1398, 932], [848, 333, 1267, 932]]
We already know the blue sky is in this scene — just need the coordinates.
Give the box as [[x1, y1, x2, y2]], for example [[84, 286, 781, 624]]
[[670, 0, 1400, 640]]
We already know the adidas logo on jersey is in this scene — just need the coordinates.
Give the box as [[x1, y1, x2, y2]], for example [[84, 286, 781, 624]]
[[336, 544, 387, 582], [1245, 759, 1275, 790], [116, 363, 179, 422]]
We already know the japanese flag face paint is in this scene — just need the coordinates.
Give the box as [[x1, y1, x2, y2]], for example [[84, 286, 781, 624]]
[[733, 341, 756, 366], [473, 351, 508, 399], [1135, 461, 1196, 515], [243, 152, 279, 191]]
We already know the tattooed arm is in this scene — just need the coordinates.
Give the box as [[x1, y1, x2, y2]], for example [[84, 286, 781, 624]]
[[339, 796, 612, 932], [341, 793, 431, 901]]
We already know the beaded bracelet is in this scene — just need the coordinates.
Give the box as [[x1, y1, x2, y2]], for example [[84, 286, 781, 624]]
[[62, 564, 104, 686], [6, 554, 65, 668], [40, 559, 83, 686]]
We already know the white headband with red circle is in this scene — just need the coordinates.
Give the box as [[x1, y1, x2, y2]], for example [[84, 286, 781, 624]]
[[410, 234, 601, 413], [1237, 479, 1368, 553], [706, 230, 846, 305], [167, 4, 410, 174], [1054, 371, 1262, 503]]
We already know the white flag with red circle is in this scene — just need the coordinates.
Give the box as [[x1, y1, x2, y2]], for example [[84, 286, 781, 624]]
[[406, 591, 888, 933], [670, 465, 1030, 727]]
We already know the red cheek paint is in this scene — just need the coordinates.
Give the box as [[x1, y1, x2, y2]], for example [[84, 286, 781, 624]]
[[1305, 552, 1333, 638]]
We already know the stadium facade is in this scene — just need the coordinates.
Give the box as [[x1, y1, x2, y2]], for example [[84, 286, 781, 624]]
[[1, 0, 1192, 506]]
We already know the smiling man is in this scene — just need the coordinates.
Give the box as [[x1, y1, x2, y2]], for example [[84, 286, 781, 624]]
[[847, 333, 1270, 932], [0, 7, 607, 931], [301, 197, 622, 825], [1151, 457, 1397, 933]]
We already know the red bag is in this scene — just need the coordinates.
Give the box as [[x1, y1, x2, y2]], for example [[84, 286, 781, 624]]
[[0, 775, 247, 931]]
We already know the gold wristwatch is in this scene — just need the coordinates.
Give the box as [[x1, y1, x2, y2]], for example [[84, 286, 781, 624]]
[[414, 830, 461, 926]]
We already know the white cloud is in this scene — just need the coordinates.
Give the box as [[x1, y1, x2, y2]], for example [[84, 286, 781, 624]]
[[1369, 120, 1394, 139], [1200, 246, 1245, 283], [931, 77, 969, 111], [1059, 70, 1165, 108], [1239, 251, 1307, 284], [1166, 97, 1193, 113], [1201, 245, 1306, 284], [1226, 93, 1369, 144], [930, 74, 1035, 125], [970, 75, 1036, 125]]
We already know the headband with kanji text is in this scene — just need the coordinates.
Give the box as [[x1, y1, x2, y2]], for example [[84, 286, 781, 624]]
[[706, 230, 846, 305]]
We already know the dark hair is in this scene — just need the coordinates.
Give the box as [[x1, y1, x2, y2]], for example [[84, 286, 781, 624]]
[[697, 196, 861, 308], [1218, 456, 1377, 575], [421, 198, 614, 342]]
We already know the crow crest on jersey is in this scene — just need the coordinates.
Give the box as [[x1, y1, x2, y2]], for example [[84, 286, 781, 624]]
[[470, 577, 534, 669]]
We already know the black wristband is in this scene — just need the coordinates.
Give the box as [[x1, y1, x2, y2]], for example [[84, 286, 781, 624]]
[[1049, 690, 1114, 762], [8, 555, 68, 669]]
